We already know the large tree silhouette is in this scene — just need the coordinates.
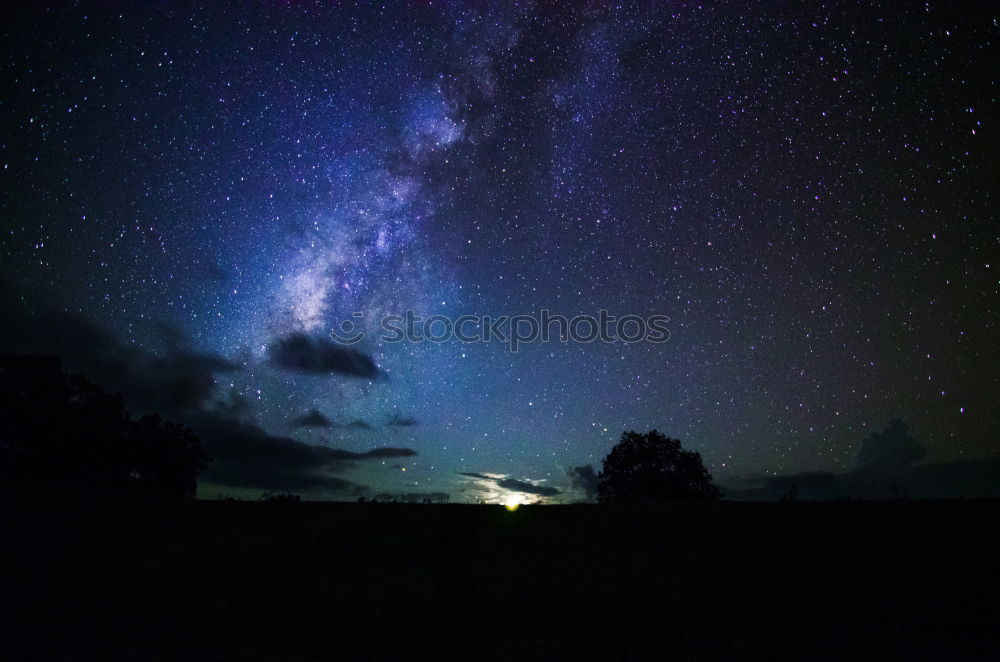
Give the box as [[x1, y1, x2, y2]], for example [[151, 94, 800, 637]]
[[598, 430, 720, 502], [0, 354, 208, 498]]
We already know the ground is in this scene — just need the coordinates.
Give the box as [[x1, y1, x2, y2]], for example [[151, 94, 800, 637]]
[[3, 493, 998, 660]]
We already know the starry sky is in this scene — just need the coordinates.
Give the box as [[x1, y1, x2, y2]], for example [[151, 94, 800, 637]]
[[2, 2, 997, 503]]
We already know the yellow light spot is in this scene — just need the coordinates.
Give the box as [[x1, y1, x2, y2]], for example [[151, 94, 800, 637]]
[[503, 494, 522, 511]]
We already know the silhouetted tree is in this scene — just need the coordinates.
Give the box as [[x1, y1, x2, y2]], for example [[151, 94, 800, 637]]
[[128, 414, 208, 499], [598, 430, 720, 502], [0, 354, 208, 498]]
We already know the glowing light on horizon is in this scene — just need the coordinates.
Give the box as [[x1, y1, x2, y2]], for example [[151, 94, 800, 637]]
[[503, 494, 523, 511]]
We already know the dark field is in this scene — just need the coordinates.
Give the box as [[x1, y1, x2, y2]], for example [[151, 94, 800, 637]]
[[4, 495, 999, 661]]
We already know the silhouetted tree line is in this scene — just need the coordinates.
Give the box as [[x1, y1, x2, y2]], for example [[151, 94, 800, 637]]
[[260, 492, 301, 503], [598, 430, 720, 502], [0, 354, 208, 498]]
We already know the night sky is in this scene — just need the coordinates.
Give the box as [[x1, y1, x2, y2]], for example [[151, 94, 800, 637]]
[[2, 2, 997, 503]]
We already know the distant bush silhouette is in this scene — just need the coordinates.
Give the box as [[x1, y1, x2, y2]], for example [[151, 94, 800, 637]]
[[0, 354, 207, 498], [598, 430, 720, 502]]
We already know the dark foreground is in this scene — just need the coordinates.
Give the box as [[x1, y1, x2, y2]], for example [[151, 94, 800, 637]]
[[3, 494, 998, 661]]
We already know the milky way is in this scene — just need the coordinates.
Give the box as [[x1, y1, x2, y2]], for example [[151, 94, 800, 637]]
[[2, 2, 997, 502]]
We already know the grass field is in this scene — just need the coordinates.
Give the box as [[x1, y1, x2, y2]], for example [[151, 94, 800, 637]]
[[3, 494, 998, 660]]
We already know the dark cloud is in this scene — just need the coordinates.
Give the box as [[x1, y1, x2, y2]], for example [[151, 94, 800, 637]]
[[459, 472, 561, 497], [724, 471, 848, 502], [567, 464, 599, 500], [902, 459, 1000, 499], [725, 459, 1000, 501], [0, 283, 240, 414], [497, 478, 561, 497], [386, 413, 419, 427], [190, 410, 416, 494], [854, 419, 926, 472], [306, 417, 374, 430], [335, 419, 373, 430], [290, 409, 333, 428], [0, 284, 409, 497], [725, 420, 1000, 501], [214, 390, 252, 416], [267, 332, 381, 378], [362, 447, 417, 459]]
